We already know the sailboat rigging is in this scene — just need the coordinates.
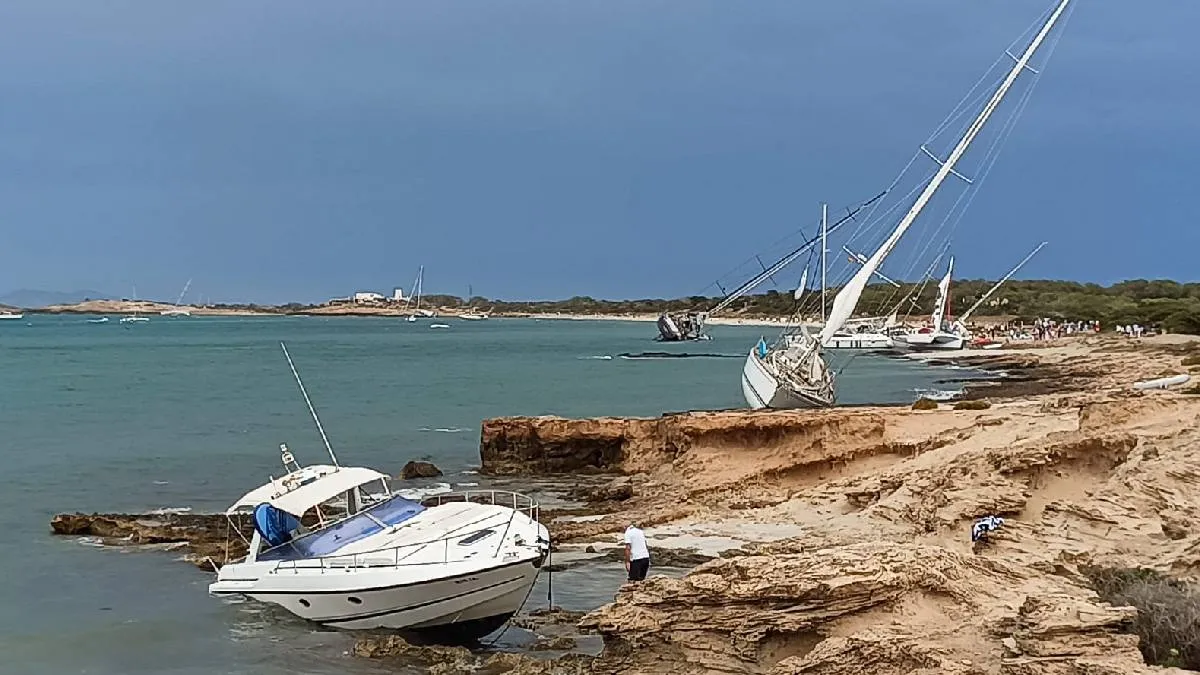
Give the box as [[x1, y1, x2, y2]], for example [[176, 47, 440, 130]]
[[656, 192, 887, 342], [742, 0, 1074, 409]]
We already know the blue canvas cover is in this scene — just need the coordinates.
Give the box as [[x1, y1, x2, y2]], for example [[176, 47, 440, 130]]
[[253, 502, 301, 548], [258, 494, 426, 561]]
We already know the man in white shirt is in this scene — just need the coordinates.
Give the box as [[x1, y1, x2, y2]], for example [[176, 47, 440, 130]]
[[623, 524, 650, 582]]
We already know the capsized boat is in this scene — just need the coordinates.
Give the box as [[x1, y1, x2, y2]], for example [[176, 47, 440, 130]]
[[161, 279, 193, 316], [742, 0, 1073, 409], [208, 344, 550, 640]]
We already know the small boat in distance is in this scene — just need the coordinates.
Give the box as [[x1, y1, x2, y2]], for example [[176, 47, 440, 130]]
[[87, 316, 110, 324], [161, 279, 193, 317], [208, 343, 550, 640], [404, 266, 436, 322], [459, 312, 489, 321], [430, 323, 450, 329], [0, 312, 23, 321], [119, 284, 151, 324]]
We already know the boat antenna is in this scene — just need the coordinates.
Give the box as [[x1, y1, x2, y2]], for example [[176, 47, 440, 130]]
[[279, 341, 340, 468]]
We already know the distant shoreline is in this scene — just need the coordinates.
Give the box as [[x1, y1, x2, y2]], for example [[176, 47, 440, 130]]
[[24, 299, 988, 328]]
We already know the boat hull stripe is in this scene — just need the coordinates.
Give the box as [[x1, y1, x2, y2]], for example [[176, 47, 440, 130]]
[[312, 576, 526, 624], [238, 558, 533, 595]]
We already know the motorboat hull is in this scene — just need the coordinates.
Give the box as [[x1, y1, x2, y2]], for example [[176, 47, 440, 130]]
[[740, 349, 830, 409], [216, 556, 542, 637], [656, 314, 684, 341], [895, 331, 965, 351], [656, 312, 708, 341], [822, 332, 894, 350]]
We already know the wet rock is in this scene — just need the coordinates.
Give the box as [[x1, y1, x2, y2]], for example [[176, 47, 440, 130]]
[[50, 512, 252, 569], [400, 460, 443, 479], [912, 398, 940, 410], [567, 479, 634, 503], [351, 635, 476, 673], [511, 607, 588, 632], [480, 652, 596, 674], [528, 635, 577, 651]]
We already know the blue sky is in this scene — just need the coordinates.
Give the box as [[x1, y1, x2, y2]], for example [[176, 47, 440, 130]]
[[0, 1, 1195, 304]]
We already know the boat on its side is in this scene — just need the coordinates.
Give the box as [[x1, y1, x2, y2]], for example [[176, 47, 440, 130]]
[[741, 0, 1072, 409]]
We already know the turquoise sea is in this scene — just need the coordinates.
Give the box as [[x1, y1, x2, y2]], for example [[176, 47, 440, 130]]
[[0, 315, 984, 674]]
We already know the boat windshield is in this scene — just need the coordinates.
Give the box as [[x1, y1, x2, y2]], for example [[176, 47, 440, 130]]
[[258, 494, 426, 561]]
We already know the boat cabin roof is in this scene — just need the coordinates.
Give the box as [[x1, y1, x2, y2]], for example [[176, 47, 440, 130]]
[[225, 464, 390, 516]]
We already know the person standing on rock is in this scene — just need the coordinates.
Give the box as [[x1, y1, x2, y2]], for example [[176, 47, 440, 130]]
[[624, 523, 650, 582]]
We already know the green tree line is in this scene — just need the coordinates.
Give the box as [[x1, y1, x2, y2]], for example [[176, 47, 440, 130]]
[[201, 279, 1200, 334]]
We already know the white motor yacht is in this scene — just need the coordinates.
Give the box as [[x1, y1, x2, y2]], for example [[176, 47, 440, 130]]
[[209, 448, 549, 638], [208, 342, 549, 640]]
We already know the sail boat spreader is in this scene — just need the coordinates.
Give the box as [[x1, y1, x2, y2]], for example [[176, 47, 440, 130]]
[[742, 0, 1072, 409]]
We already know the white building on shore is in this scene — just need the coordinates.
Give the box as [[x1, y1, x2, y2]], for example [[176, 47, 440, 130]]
[[353, 291, 386, 303]]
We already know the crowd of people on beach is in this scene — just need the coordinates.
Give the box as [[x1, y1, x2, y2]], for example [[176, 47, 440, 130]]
[[971, 318, 1159, 342]]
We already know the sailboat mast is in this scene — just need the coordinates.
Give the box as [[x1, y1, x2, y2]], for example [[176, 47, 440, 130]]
[[415, 266, 423, 311], [280, 342, 340, 467], [817, 0, 1070, 346], [820, 203, 827, 325]]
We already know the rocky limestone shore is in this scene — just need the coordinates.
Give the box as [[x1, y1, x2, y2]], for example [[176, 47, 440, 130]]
[[465, 336, 1200, 673], [48, 337, 1200, 673]]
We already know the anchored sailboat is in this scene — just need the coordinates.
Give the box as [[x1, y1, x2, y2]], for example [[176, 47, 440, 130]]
[[404, 266, 435, 322], [742, 0, 1073, 409]]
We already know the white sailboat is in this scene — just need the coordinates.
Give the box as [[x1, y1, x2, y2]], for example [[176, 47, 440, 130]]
[[896, 257, 965, 351], [818, 205, 898, 350], [460, 285, 490, 320], [119, 285, 151, 324], [742, 0, 1072, 409], [161, 279, 193, 317], [900, 241, 1048, 350], [403, 266, 436, 322]]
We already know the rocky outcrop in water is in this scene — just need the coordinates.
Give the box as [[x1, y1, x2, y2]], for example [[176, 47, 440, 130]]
[[400, 460, 443, 479], [50, 512, 251, 568]]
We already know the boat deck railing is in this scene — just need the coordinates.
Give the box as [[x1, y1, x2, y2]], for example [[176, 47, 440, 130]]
[[269, 490, 542, 574]]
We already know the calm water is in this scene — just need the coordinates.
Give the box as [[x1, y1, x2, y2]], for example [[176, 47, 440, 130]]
[[0, 315, 980, 674]]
